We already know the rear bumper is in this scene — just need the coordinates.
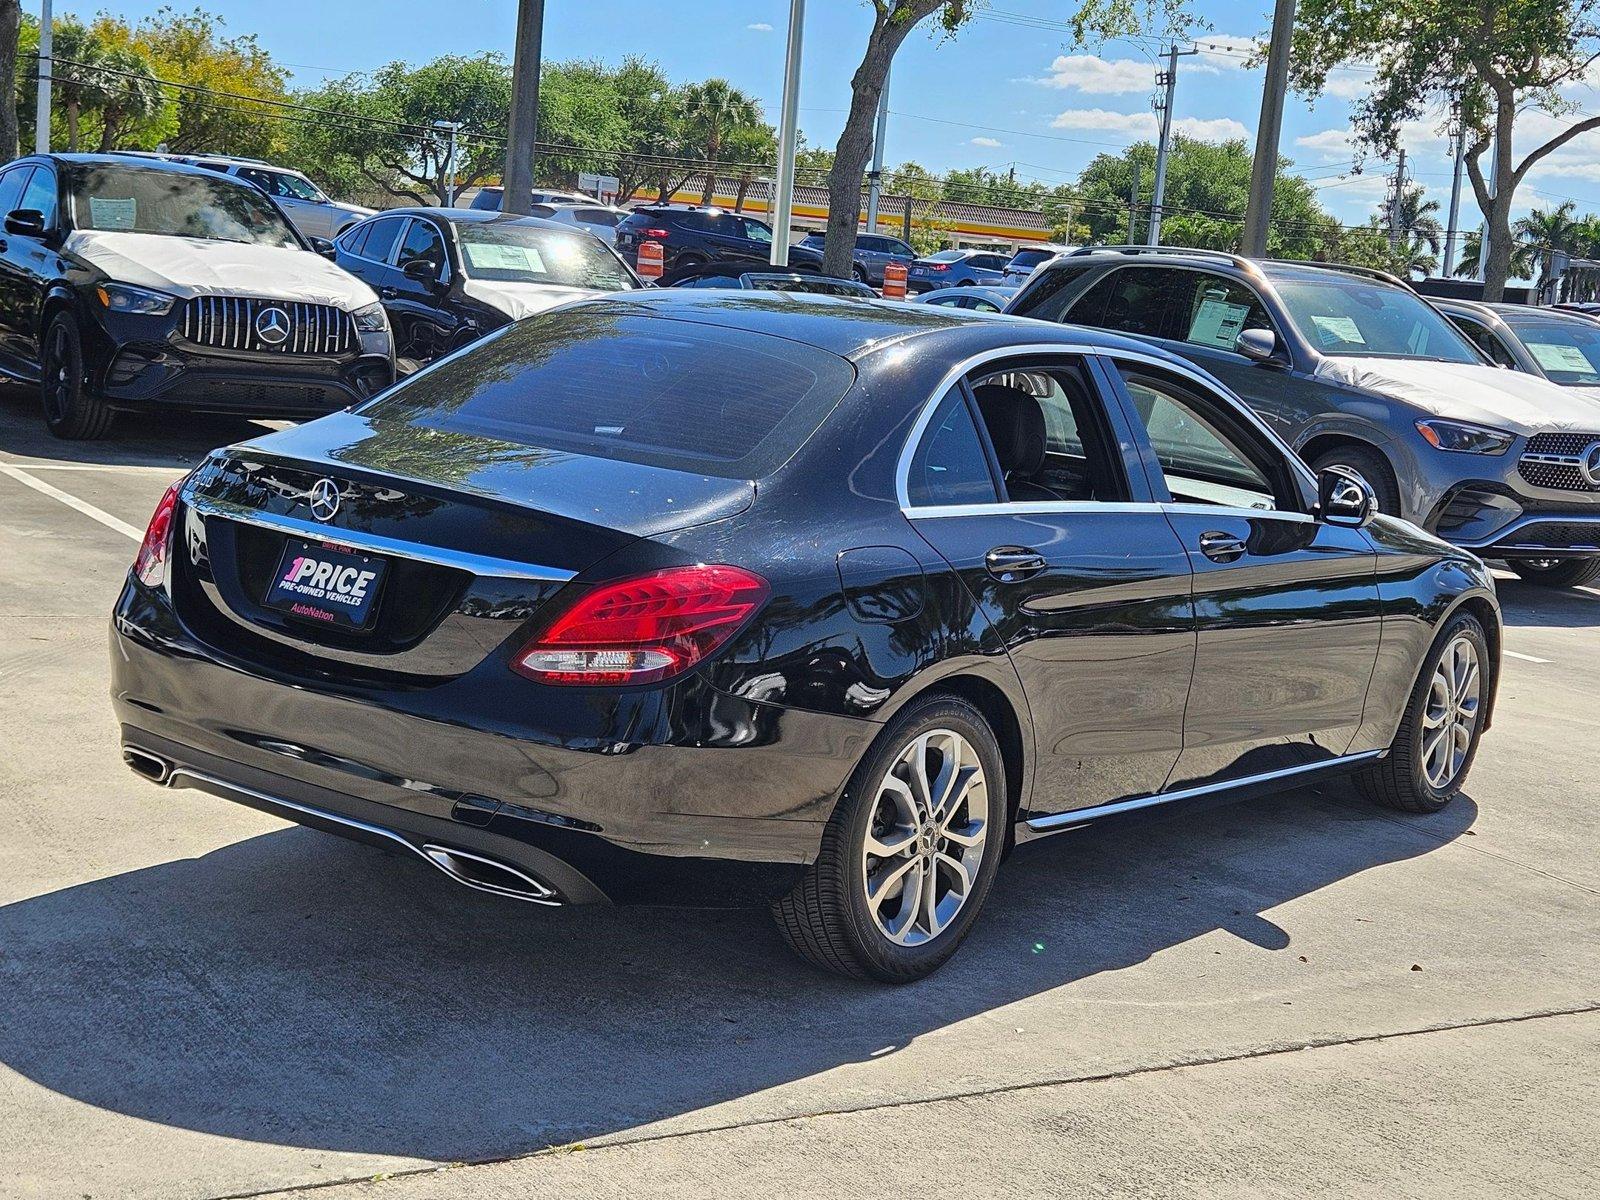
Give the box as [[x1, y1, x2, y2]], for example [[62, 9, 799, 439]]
[[110, 585, 856, 905]]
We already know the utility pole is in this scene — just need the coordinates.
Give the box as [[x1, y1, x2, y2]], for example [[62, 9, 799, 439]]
[[1127, 165, 1140, 243], [1242, 0, 1296, 257], [1442, 106, 1465, 278], [1475, 134, 1498, 284], [434, 121, 461, 206], [35, 0, 52, 154], [501, 0, 544, 215], [865, 64, 890, 235], [1385, 148, 1407, 251], [769, 0, 805, 267], [1149, 43, 1197, 245]]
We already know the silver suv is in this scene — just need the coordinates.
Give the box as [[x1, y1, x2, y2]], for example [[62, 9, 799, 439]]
[[1007, 247, 1600, 588], [112, 151, 372, 240]]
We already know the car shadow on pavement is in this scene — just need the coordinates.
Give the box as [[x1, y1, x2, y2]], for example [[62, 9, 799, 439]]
[[1492, 576, 1600, 629], [0, 381, 278, 468], [0, 785, 1475, 1164]]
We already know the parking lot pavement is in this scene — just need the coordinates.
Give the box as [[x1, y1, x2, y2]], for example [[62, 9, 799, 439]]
[[0, 389, 1596, 1199]]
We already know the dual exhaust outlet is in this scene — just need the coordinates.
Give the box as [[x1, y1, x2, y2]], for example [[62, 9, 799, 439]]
[[121, 744, 559, 905]]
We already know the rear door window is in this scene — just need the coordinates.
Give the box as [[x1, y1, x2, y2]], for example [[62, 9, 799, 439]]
[[360, 311, 856, 479], [360, 216, 404, 264]]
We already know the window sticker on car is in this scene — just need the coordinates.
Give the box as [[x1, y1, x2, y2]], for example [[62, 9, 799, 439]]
[[1310, 314, 1365, 346], [464, 242, 546, 273], [1188, 298, 1251, 349], [1526, 341, 1596, 373], [89, 196, 136, 230]]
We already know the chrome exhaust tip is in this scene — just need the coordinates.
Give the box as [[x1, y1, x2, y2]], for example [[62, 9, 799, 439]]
[[421, 844, 558, 903], [122, 745, 172, 786]]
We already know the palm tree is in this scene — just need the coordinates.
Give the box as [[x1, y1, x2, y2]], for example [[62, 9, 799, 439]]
[[50, 21, 107, 152], [680, 79, 762, 205], [94, 49, 164, 152], [1515, 202, 1583, 291], [1452, 231, 1538, 280], [1392, 236, 1438, 280], [1394, 185, 1443, 254]]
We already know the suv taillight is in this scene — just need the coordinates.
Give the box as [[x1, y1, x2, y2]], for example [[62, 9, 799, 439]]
[[512, 565, 769, 686], [134, 480, 183, 587], [643, 226, 670, 240]]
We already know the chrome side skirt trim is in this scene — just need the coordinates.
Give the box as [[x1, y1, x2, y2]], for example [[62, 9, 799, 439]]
[[166, 766, 563, 905], [187, 492, 576, 582], [1025, 750, 1386, 833]]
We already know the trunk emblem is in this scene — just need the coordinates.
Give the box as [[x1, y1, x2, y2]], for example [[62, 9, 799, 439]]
[[255, 306, 291, 345], [308, 478, 341, 521]]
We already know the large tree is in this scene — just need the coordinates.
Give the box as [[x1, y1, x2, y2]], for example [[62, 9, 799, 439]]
[[821, 2, 974, 278], [0, 1, 17, 159], [1290, 0, 1600, 300]]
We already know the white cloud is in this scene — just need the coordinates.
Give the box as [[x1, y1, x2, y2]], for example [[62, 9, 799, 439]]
[[1036, 54, 1151, 94], [1051, 108, 1157, 136], [1295, 128, 1356, 161], [1049, 108, 1248, 142], [746, 22, 772, 32], [970, 136, 1003, 148], [1322, 72, 1374, 101]]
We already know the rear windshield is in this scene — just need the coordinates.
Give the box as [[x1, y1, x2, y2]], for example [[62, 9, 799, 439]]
[[358, 309, 855, 478], [926, 250, 966, 262], [1010, 250, 1051, 267]]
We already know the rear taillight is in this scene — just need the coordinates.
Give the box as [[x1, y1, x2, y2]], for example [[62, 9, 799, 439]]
[[134, 481, 183, 587], [643, 226, 670, 239], [513, 565, 769, 686], [927, 263, 949, 271]]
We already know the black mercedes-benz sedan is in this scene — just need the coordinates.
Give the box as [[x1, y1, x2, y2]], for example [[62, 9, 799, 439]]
[[111, 292, 1501, 982]]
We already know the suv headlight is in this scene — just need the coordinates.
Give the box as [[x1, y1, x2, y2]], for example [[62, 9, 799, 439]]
[[351, 301, 389, 333], [1415, 419, 1514, 456], [96, 283, 176, 316]]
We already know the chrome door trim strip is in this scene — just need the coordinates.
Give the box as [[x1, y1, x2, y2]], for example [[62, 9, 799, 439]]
[[1025, 750, 1386, 833], [166, 766, 563, 906], [187, 492, 575, 582]]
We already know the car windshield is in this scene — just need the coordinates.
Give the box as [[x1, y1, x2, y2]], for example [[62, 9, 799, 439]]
[[67, 164, 300, 248], [455, 222, 636, 289], [1273, 275, 1480, 362], [1505, 316, 1600, 385], [359, 310, 856, 478], [926, 250, 966, 262]]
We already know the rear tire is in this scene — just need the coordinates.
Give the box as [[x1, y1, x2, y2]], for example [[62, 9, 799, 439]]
[[1356, 611, 1489, 814], [852, 263, 870, 284], [1309, 444, 1400, 515], [772, 694, 1006, 983], [1509, 558, 1600, 589], [41, 311, 114, 440]]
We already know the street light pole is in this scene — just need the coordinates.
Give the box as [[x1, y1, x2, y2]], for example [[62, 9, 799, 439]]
[[434, 121, 461, 206], [1442, 106, 1465, 278], [1148, 44, 1196, 246], [865, 64, 890, 235], [770, 0, 805, 267], [1242, 0, 1296, 257], [501, 0, 544, 215], [35, 0, 52, 154]]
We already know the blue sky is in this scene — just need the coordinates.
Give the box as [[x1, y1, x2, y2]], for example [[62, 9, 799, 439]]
[[91, 0, 1600, 229]]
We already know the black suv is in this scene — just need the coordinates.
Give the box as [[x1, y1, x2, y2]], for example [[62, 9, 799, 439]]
[[0, 154, 394, 438], [614, 205, 824, 276], [1008, 246, 1600, 587]]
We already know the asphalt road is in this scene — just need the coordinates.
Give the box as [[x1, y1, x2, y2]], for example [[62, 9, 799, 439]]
[[0, 387, 1595, 1199]]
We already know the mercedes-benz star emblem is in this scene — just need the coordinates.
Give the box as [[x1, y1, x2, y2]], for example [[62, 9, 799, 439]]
[[1581, 441, 1600, 488], [254, 306, 291, 346], [307, 478, 341, 522]]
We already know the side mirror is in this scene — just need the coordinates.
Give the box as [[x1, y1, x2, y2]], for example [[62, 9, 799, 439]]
[[1317, 465, 1377, 528], [1235, 327, 1283, 365], [5, 209, 46, 238], [309, 236, 337, 260], [403, 258, 444, 288]]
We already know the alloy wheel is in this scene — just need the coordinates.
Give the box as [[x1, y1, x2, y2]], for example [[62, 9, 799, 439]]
[[860, 728, 988, 947], [43, 325, 72, 424], [1421, 634, 1481, 790]]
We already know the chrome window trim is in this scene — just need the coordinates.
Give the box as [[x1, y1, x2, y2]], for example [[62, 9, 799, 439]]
[[185, 490, 574, 582], [1027, 750, 1386, 833], [894, 342, 1316, 517]]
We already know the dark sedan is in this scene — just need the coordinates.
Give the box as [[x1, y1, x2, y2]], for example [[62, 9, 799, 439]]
[[112, 293, 1500, 982], [333, 207, 640, 364]]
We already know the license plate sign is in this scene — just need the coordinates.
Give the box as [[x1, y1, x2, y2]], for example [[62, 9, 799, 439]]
[[265, 537, 387, 630]]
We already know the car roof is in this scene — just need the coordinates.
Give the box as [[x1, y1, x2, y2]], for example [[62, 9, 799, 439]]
[[566, 289, 1203, 364], [39, 153, 264, 185], [1492, 303, 1596, 326], [371, 206, 573, 232]]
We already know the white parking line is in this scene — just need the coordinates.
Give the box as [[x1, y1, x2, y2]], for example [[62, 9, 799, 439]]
[[0, 463, 144, 542], [0, 462, 185, 474], [1504, 649, 1552, 664]]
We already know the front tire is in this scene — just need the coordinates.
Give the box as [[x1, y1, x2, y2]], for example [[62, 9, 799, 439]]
[[1357, 611, 1489, 813], [41, 312, 114, 440], [1509, 557, 1600, 589], [772, 695, 1006, 982]]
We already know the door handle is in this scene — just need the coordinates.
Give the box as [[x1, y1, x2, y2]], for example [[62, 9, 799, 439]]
[[1198, 530, 1248, 563], [985, 546, 1048, 582], [379, 286, 398, 299]]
